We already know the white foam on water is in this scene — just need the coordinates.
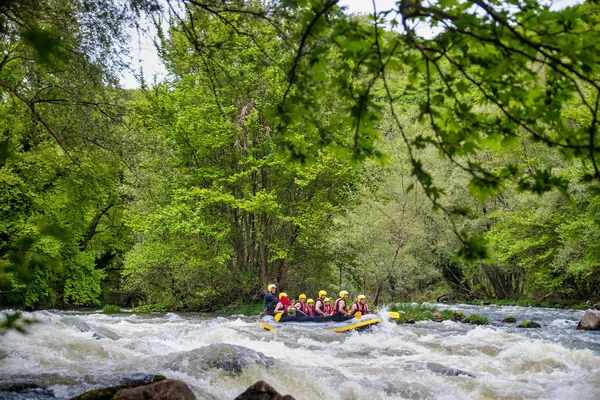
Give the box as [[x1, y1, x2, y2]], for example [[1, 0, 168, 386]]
[[1, 309, 599, 400]]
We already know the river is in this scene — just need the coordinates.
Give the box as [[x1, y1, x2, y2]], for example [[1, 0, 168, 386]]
[[1, 304, 599, 399]]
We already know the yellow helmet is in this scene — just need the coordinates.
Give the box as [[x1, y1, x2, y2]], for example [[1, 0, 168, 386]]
[[307, 298, 314, 304], [318, 290, 327, 297], [339, 290, 349, 298], [279, 292, 288, 299], [298, 294, 306, 300], [267, 284, 276, 291], [324, 297, 331, 303], [357, 294, 366, 301]]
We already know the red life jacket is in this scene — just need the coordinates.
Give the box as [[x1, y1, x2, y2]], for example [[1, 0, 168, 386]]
[[307, 305, 314, 317], [324, 303, 332, 314], [298, 301, 309, 315], [333, 298, 347, 315], [277, 296, 292, 315], [354, 302, 368, 314]]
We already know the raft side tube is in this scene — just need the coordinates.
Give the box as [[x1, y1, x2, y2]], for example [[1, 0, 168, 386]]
[[259, 314, 382, 332]]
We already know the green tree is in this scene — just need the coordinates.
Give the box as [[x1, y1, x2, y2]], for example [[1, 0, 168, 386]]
[[122, 8, 360, 309], [0, 0, 137, 307]]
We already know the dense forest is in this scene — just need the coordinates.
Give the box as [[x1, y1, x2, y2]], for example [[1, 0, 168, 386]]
[[1, 0, 599, 311]]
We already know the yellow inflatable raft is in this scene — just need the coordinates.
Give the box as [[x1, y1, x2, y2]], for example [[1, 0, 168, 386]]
[[259, 314, 382, 332]]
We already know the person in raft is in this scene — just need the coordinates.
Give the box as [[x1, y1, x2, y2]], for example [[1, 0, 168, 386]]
[[306, 299, 315, 317], [274, 293, 296, 322], [332, 290, 354, 322], [349, 294, 370, 316], [314, 290, 332, 321], [264, 284, 278, 316], [295, 294, 313, 322], [323, 298, 333, 315]]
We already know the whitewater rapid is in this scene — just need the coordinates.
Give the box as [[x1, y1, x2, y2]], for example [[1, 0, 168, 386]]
[[1, 305, 599, 399]]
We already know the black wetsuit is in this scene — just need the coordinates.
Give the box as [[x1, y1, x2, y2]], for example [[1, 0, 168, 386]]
[[264, 292, 278, 316]]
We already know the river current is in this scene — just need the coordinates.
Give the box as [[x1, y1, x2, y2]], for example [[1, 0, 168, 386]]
[[1, 304, 599, 399]]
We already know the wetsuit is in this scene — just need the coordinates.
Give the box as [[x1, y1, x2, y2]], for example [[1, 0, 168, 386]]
[[264, 292, 278, 316]]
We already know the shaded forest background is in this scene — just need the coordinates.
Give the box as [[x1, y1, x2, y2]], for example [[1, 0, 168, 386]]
[[1, 0, 599, 311]]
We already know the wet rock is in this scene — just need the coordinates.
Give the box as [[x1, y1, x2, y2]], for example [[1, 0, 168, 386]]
[[235, 381, 294, 400], [576, 310, 600, 330], [0, 382, 45, 391], [91, 326, 121, 340], [170, 344, 274, 376], [425, 362, 476, 378], [502, 316, 517, 323], [117, 379, 195, 400], [70, 375, 166, 399], [518, 320, 541, 328], [0, 388, 56, 399], [0, 382, 57, 399], [61, 317, 93, 333], [431, 312, 442, 322]]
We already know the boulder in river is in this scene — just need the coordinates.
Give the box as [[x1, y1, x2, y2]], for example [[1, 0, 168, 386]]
[[424, 362, 476, 378], [170, 344, 274, 376], [576, 310, 600, 330], [116, 379, 195, 400], [502, 316, 516, 323], [0, 382, 55, 399], [235, 381, 295, 400], [70, 375, 167, 399]]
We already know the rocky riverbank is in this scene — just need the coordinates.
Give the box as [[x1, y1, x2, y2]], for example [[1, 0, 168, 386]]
[[0, 378, 294, 400]]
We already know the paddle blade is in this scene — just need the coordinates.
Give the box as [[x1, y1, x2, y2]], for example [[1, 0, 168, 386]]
[[388, 312, 400, 319], [274, 312, 282, 322], [354, 312, 362, 319]]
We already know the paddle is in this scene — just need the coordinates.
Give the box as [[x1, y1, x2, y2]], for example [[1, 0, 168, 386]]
[[354, 311, 362, 319], [274, 312, 283, 322], [388, 311, 400, 319]]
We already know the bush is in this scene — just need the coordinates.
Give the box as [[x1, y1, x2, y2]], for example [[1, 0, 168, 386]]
[[132, 302, 173, 313], [102, 305, 121, 313], [441, 309, 465, 321], [463, 313, 489, 325], [518, 320, 541, 328]]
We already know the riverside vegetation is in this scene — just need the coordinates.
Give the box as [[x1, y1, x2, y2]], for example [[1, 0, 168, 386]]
[[1, 0, 600, 315]]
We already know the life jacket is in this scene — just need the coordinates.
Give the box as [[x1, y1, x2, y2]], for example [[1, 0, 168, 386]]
[[277, 296, 292, 315], [276, 301, 288, 315], [298, 301, 309, 315], [307, 305, 314, 317], [354, 302, 368, 314], [324, 303, 332, 314], [315, 299, 326, 315], [333, 298, 347, 315]]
